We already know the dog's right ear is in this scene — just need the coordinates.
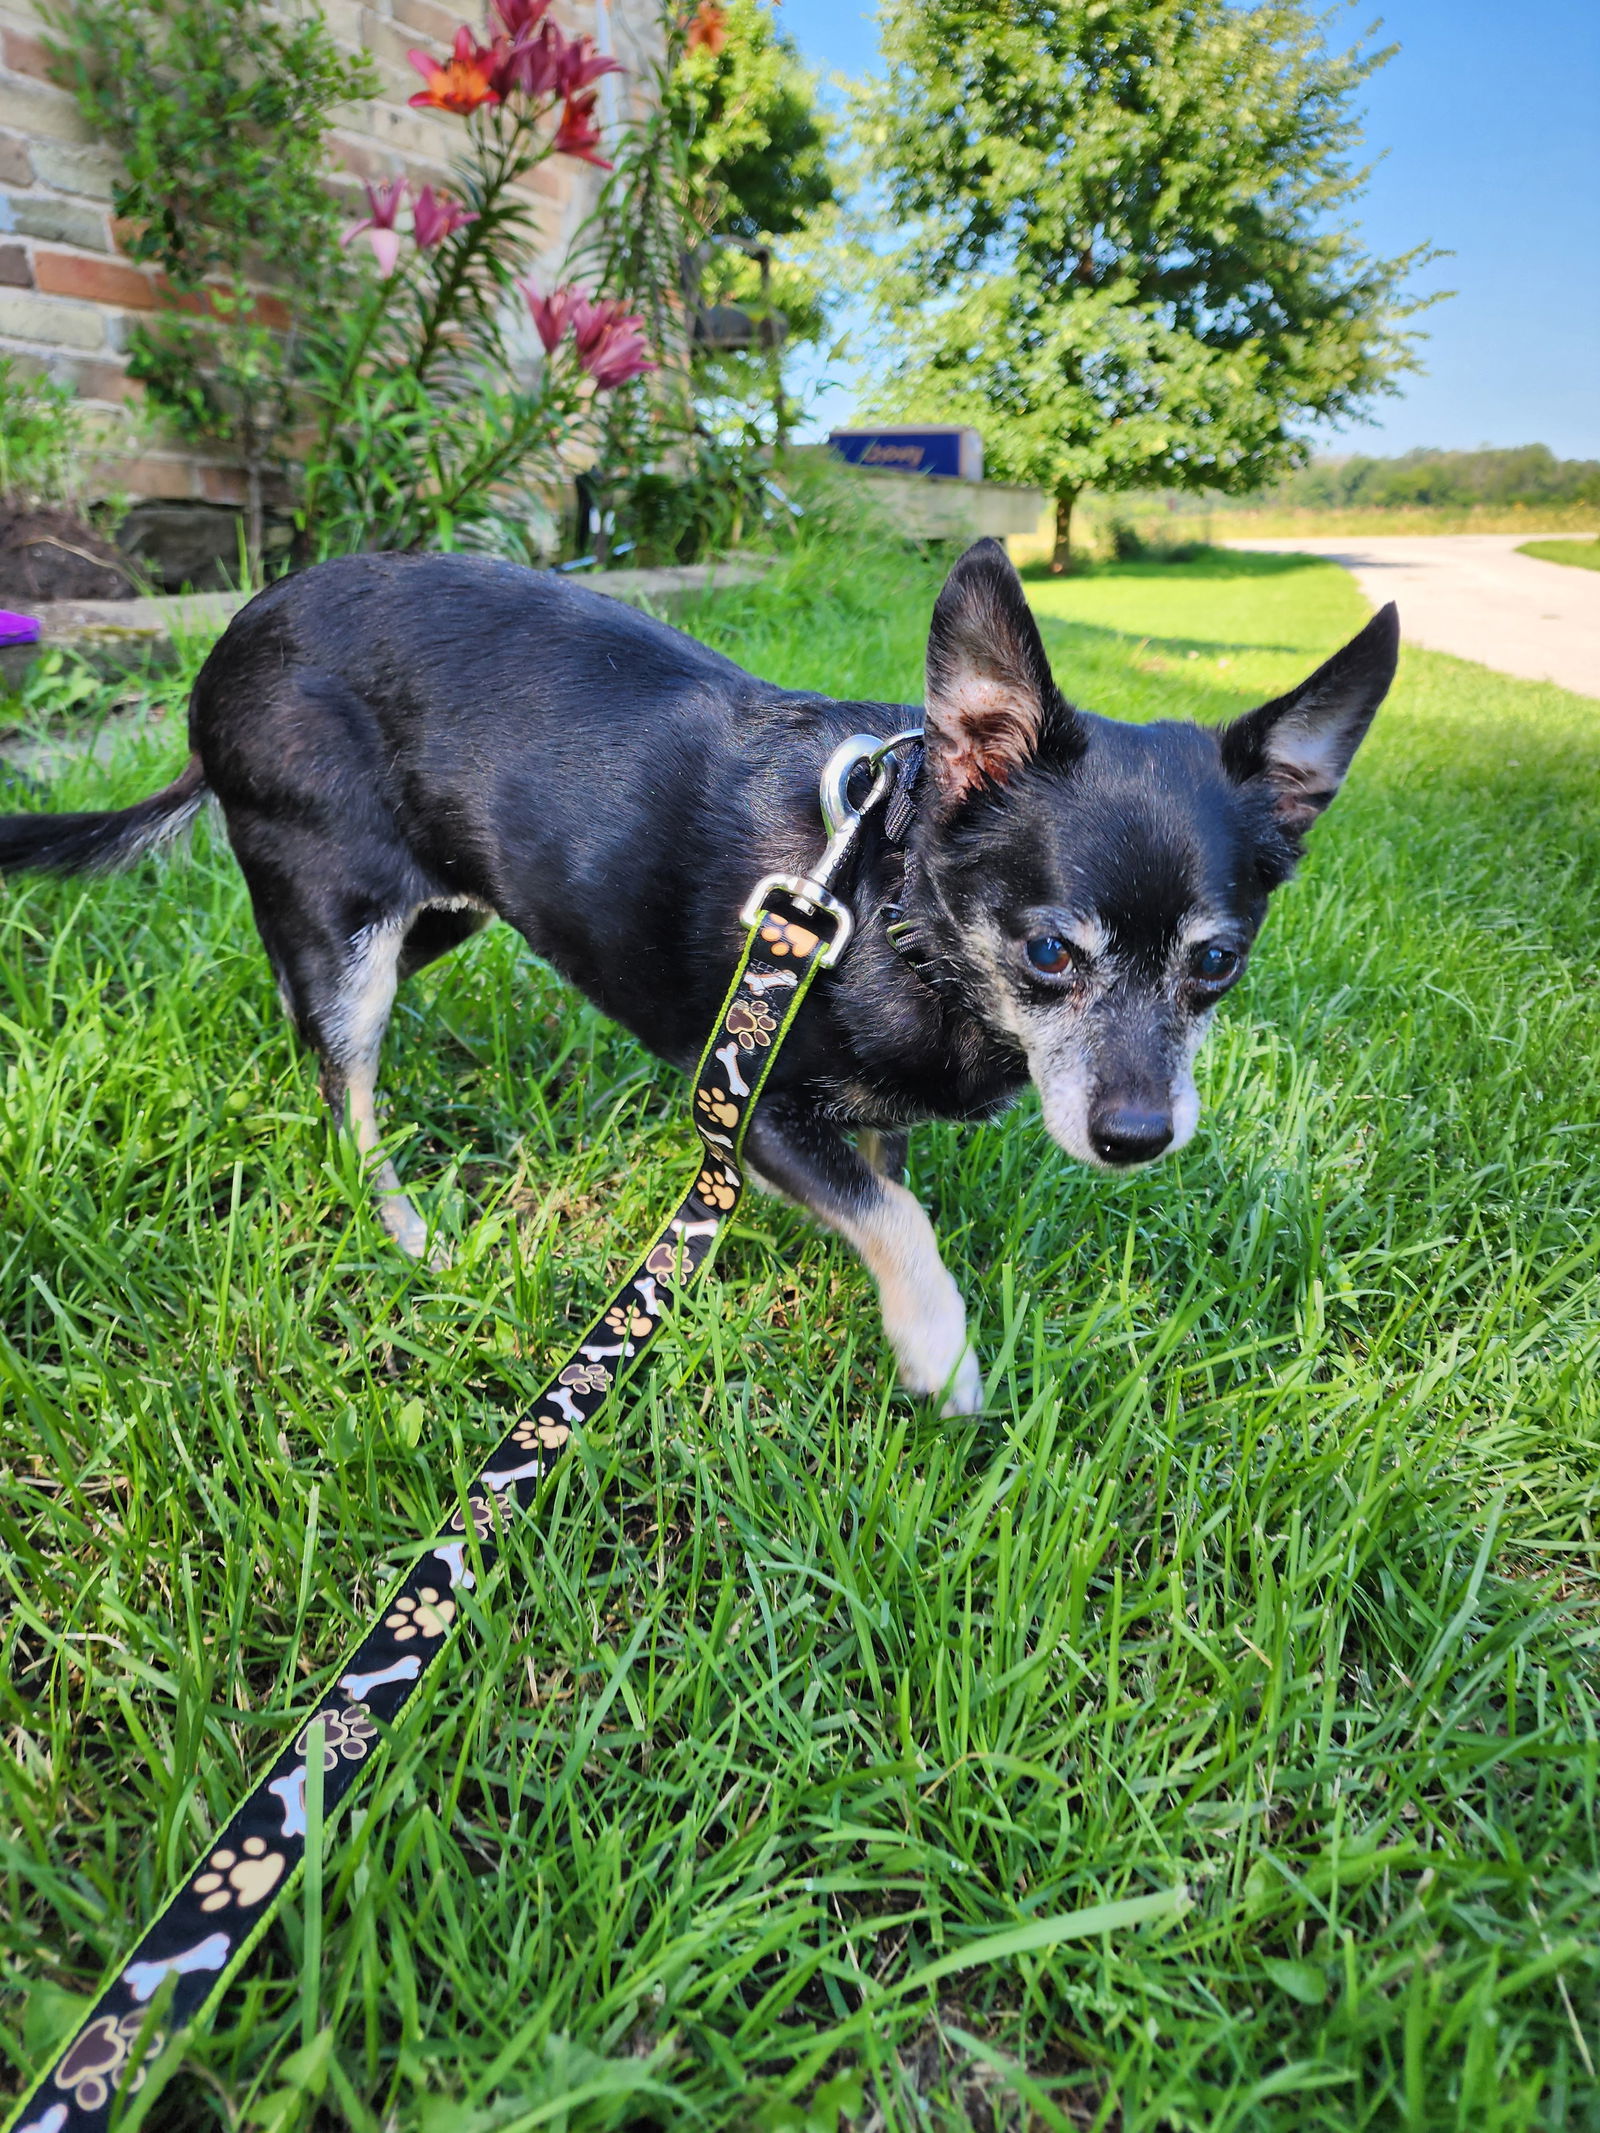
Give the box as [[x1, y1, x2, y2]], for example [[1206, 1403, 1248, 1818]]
[[1220, 604, 1399, 834], [924, 538, 1079, 806]]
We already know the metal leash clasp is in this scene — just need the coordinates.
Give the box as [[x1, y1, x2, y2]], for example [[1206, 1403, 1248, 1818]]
[[738, 727, 923, 968]]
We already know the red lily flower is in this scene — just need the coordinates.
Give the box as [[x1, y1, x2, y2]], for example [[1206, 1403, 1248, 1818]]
[[492, 0, 551, 34], [517, 278, 580, 354], [686, 2, 727, 55], [411, 185, 477, 250], [342, 176, 406, 276], [408, 25, 502, 115], [555, 33, 622, 95], [553, 88, 610, 167]]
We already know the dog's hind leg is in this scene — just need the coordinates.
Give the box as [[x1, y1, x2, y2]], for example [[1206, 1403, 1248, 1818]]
[[235, 848, 441, 1263], [315, 915, 445, 1264], [743, 1099, 981, 1416]]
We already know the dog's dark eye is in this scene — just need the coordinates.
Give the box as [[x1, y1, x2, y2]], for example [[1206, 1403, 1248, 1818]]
[[1190, 944, 1240, 985], [1025, 935, 1076, 976]]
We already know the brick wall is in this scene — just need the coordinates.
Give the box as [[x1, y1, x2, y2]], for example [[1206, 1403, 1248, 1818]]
[[0, 0, 664, 508]]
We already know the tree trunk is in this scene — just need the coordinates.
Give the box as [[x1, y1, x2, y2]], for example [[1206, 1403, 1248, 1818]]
[[1050, 486, 1078, 572]]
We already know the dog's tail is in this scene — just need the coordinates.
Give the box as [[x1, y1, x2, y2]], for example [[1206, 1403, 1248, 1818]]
[[0, 754, 210, 877]]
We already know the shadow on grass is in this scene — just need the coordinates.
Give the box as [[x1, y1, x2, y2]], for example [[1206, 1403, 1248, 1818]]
[[1018, 546, 1319, 585]]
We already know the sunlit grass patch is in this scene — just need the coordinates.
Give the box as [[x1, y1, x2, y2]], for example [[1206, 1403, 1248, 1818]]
[[2, 539, 1597, 2129]]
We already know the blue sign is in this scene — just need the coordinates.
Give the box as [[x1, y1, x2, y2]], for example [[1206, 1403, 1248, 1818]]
[[827, 427, 983, 482]]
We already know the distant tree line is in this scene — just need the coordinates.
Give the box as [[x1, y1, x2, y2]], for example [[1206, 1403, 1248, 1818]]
[[1266, 444, 1600, 510]]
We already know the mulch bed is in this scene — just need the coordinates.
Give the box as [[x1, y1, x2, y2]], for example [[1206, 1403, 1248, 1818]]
[[0, 502, 136, 603]]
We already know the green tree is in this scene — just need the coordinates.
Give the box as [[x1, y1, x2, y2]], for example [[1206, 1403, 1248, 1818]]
[[853, 0, 1437, 561], [671, 0, 838, 408]]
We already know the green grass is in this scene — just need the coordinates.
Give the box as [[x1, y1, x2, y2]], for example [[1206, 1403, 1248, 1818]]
[[3, 538, 1599, 2130], [1518, 539, 1600, 573]]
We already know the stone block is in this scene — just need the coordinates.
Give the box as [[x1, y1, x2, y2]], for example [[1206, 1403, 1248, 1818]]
[[0, 239, 29, 285], [363, 15, 429, 72], [2, 26, 51, 79], [198, 463, 247, 507], [5, 192, 109, 248], [118, 500, 247, 589], [330, 132, 402, 184], [108, 453, 198, 501], [0, 287, 104, 347], [0, 132, 30, 186], [0, 76, 90, 146], [28, 137, 119, 200], [33, 249, 153, 307], [368, 102, 456, 159], [392, 0, 461, 46], [60, 354, 136, 402]]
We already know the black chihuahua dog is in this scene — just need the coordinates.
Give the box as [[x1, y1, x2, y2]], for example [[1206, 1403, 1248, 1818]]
[[0, 539, 1397, 1412]]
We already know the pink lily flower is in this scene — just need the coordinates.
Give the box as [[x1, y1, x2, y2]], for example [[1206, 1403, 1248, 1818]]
[[569, 295, 656, 388], [492, 0, 551, 34], [585, 323, 656, 389], [411, 185, 476, 250], [556, 33, 622, 96], [343, 176, 406, 276], [518, 278, 580, 354], [493, 19, 564, 99]]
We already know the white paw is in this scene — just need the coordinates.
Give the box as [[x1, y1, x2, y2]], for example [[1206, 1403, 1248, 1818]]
[[941, 1347, 985, 1418], [380, 1194, 448, 1267], [882, 1268, 980, 1412]]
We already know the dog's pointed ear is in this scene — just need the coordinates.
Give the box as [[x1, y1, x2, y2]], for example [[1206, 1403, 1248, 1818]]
[[1220, 604, 1399, 833], [923, 538, 1079, 805]]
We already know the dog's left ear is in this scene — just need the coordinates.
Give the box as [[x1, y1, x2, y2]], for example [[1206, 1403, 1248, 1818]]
[[1220, 603, 1399, 833], [924, 537, 1079, 805]]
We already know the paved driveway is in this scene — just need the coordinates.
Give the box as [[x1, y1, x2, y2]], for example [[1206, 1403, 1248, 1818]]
[[1225, 533, 1600, 698]]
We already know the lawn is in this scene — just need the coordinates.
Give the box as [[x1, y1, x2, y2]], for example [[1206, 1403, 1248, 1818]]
[[2, 540, 1598, 2131], [1518, 539, 1600, 573]]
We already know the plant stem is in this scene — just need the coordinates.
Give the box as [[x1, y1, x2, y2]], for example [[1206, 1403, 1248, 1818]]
[[300, 268, 402, 544], [411, 112, 540, 390]]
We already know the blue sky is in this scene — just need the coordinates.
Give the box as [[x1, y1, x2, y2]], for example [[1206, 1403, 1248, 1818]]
[[780, 0, 1600, 460]]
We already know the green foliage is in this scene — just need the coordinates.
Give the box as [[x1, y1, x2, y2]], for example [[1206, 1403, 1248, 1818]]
[[1278, 443, 1600, 512], [0, 357, 86, 510], [573, 2, 836, 560], [852, 0, 1438, 552], [44, 0, 374, 568], [3, 546, 1599, 2125], [297, 71, 648, 561], [669, 0, 834, 242]]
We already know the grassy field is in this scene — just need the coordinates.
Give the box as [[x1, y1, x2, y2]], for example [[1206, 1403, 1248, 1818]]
[[2, 540, 1599, 2130], [1519, 539, 1600, 573], [1008, 503, 1600, 566]]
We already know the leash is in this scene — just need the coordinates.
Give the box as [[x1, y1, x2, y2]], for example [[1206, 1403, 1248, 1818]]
[[5, 729, 920, 2133]]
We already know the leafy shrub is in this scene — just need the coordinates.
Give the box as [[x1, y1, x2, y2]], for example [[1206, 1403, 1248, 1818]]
[[0, 358, 87, 511], [1105, 515, 1208, 565]]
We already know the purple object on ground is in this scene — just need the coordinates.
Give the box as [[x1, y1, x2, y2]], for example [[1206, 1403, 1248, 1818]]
[[0, 609, 42, 647]]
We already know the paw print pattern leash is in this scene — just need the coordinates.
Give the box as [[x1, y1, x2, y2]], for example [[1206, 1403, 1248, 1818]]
[[5, 730, 918, 2133]]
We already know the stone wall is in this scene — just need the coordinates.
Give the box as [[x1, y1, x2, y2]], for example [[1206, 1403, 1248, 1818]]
[[0, 0, 663, 510]]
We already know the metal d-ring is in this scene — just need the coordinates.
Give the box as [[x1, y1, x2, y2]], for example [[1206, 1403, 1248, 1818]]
[[738, 726, 924, 968]]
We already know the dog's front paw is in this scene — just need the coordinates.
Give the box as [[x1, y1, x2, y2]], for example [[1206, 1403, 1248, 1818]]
[[882, 1267, 981, 1415], [380, 1193, 450, 1269], [940, 1347, 985, 1418]]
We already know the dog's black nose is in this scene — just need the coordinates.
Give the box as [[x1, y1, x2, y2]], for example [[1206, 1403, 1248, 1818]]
[[1090, 1106, 1174, 1166]]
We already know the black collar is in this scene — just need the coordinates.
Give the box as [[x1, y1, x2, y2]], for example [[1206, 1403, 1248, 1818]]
[[877, 745, 970, 1008]]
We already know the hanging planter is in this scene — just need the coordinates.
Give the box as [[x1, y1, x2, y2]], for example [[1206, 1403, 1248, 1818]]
[[692, 302, 788, 350]]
